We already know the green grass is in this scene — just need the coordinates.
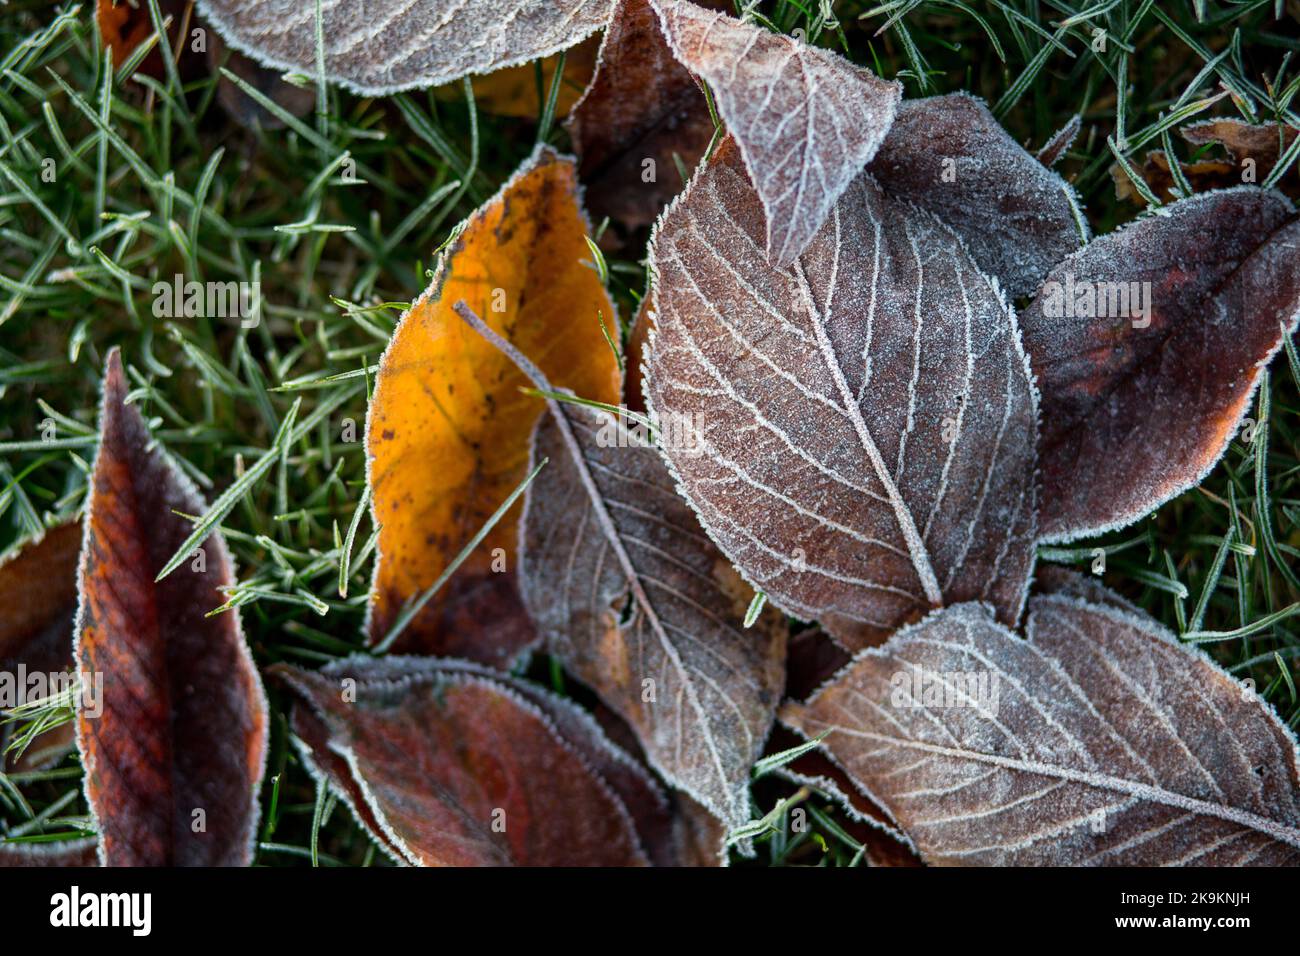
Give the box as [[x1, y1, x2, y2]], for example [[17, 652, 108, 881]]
[[1, 0, 1298, 866]]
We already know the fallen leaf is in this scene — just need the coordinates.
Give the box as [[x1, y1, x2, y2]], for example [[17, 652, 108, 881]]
[[646, 139, 1039, 649], [366, 146, 622, 662], [1113, 120, 1300, 206], [1111, 151, 1239, 205], [650, 0, 901, 266], [566, 0, 719, 234], [276, 656, 655, 866], [196, 0, 614, 96], [454, 302, 786, 832], [867, 92, 1087, 297], [1182, 118, 1299, 182], [75, 349, 267, 866], [1019, 187, 1300, 542], [0, 520, 81, 773], [97, 0, 182, 79], [523, 405, 785, 830], [783, 598, 1300, 865]]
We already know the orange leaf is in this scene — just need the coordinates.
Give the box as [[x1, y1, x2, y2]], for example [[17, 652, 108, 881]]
[[97, 0, 158, 71], [75, 350, 268, 866], [366, 146, 622, 663]]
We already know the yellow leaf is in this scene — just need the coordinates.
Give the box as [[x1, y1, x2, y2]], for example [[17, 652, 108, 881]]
[[366, 146, 622, 663]]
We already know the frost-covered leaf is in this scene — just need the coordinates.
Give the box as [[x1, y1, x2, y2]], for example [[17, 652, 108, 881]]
[[0, 520, 81, 772], [646, 139, 1039, 649], [867, 93, 1087, 297], [782, 598, 1300, 866], [454, 302, 786, 832], [1020, 187, 1300, 542], [1111, 150, 1238, 205], [275, 657, 655, 866], [366, 146, 621, 663], [566, 0, 719, 234], [76, 350, 267, 866], [521, 406, 786, 831], [196, 0, 615, 95], [651, 0, 900, 267], [1182, 118, 1299, 184]]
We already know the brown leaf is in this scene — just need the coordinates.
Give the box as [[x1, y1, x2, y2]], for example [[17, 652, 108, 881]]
[[646, 138, 1039, 649], [196, 0, 615, 96], [1182, 118, 1299, 182], [1019, 187, 1300, 542], [275, 657, 655, 866], [867, 93, 1087, 297], [453, 303, 787, 831], [523, 406, 785, 829], [0, 520, 82, 773], [566, 0, 718, 234], [782, 598, 1300, 865], [1114, 120, 1299, 206], [1111, 150, 1239, 205], [650, 0, 901, 267], [1033, 564, 1142, 616], [75, 350, 267, 866], [366, 146, 622, 662]]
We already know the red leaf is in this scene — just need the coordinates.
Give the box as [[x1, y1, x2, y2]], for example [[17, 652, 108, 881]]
[[566, 0, 719, 235], [275, 657, 659, 866], [75, 350, 267, 866], [1020, 187, 1300, 541]]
